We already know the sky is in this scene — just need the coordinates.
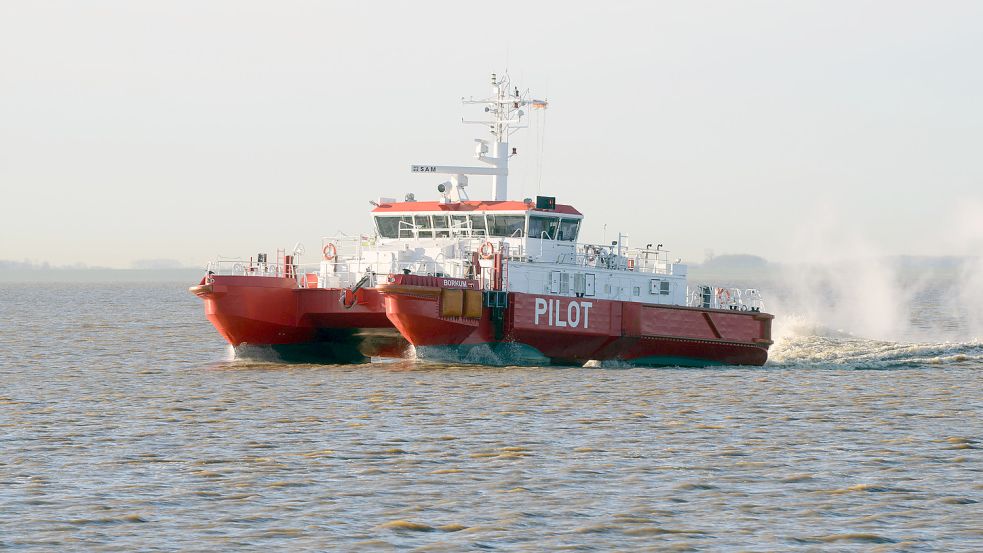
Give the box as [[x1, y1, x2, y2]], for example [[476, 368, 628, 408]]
[[1, 0, 981, 268]]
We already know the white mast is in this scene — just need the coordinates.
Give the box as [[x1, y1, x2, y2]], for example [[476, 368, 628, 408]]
[[410, 73, 547, 202]]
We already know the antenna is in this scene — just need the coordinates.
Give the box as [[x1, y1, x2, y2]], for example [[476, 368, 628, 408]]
[[409, 73, 546, 202]]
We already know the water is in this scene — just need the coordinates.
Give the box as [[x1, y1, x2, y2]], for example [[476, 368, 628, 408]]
[[1, 282, 981, 551]]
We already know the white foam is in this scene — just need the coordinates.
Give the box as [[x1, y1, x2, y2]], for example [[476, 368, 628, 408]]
[[768, 332, 983, 369]]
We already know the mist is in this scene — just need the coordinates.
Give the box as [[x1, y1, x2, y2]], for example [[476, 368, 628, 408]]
[[760, 203, 983, 346]]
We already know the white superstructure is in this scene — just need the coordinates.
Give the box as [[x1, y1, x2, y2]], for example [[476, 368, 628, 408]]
[[207, 73, 764, 312]]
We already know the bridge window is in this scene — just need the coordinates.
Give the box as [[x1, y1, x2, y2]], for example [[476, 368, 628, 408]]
[[558, 218, 580, 241], [529, 216, 579, 241], [529, 215, 559, 239], [450, 215, 469, 234], [450, 214, 487, 236], [486, 215, 525, 237], [414, 215, 433, 238], [376, 216, 413, 239], [469, 215, 487, 236], [433, 215, 450, 238], [377, 213, 493, 239]]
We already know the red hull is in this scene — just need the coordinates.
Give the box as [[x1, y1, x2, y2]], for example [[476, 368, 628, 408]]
[[381, 276, 772, 367], [190, 275, 408, 361]]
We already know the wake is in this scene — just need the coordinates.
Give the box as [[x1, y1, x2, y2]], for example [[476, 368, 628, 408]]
[[768, 328, 983, 370]]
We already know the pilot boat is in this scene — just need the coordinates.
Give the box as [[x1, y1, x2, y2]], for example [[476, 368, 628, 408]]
[[191, 73, 773, 366]]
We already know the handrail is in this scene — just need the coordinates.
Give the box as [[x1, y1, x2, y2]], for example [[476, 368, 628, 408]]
[[686, 285, 765, 311], [203, 240, 765, 310]]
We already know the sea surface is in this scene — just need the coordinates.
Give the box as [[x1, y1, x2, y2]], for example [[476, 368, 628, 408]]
[[1, 282, 981, 551]]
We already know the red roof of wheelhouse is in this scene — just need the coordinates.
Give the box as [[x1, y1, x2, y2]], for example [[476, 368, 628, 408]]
[[371, 200, 582, 216]]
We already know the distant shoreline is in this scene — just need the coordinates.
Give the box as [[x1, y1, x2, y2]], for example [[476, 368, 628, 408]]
[[0, 268, 204, 283]]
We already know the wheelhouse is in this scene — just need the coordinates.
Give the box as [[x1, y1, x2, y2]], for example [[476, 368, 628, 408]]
[[371, 200, 582, 242]]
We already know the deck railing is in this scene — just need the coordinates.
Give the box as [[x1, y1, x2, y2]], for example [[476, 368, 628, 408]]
[[686, 286, 765, 312], [551, 244, 678, 274]]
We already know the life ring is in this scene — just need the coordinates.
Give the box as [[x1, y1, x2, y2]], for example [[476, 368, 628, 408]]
[[585, 245, 598, 262], [479, 241, 495, 259], [322, 243, 337, 261], [716, 288, 732, 304]]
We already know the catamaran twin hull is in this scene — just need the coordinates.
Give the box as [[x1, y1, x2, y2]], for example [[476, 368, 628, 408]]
[[189, 73, 774, 366], [191, 272, 772, 366], [379, 275, 773, 367]]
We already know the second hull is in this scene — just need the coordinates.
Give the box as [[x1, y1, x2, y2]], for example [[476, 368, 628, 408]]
[[191, 275, 408, 363]]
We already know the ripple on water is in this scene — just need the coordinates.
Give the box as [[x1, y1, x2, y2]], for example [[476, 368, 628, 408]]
[[1, 283, 981, 550], [378, 520, 436, 532], [799, 533, 897, 544]]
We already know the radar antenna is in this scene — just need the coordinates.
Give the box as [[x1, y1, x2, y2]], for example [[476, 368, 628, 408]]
[[409, 72, 547, 202]]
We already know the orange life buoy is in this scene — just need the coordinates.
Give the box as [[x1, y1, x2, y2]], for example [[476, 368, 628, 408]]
[[716, 288, 731, 304], [479, 241, 495, 259], [322, 243, 337, 261]]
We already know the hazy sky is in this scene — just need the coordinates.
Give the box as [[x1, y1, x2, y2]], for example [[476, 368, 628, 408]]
[[2, 1, 981, 268]]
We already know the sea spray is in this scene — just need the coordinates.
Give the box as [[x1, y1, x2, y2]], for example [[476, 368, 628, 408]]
[[956, 256, 983, 339], [763, 204, 978, 343], [949, 201, 983, 340]]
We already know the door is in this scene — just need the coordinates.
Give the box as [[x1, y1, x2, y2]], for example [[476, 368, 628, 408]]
[[550, 271, 560, 294]]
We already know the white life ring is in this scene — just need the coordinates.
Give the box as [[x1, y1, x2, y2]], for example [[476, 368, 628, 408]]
[[322, 243, 337, 261], [585, 245, 598, 262]]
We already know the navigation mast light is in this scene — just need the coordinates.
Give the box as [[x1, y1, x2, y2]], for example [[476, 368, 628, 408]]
[[409, 72, 543, 201]]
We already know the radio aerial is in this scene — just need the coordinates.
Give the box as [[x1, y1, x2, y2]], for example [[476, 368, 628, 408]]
[[409, 73, 547, 201]]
